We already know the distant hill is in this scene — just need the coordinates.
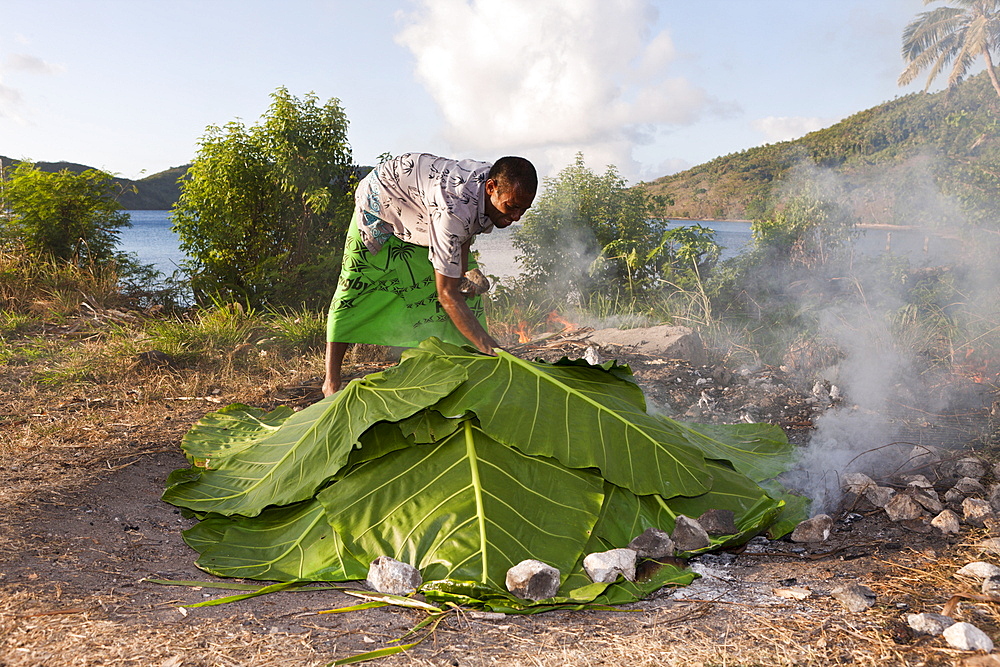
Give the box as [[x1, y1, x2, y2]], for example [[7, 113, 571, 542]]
[[0, 157, 187, 210], [643, 70, 1000, 228]]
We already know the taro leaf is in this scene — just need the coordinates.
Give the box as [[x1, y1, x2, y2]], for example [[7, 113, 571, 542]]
[[178, 403, 296, 465], [161, 354, 467, 517], [759, 479, 811, 539], [183, 498, 368, 581], [319, 420, 605, 590], [406, 339, 711, 498], [666, 420, 797, 482]]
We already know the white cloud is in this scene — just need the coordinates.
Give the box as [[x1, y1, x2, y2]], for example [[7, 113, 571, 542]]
[[4, 53, 64, 75], [395, 0, 716, 177], [0, 53, 63, 122], [752, 115, 837, 143]]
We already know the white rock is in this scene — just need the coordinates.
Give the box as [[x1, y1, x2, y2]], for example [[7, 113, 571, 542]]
[[505, 559, 561, 601], [367, 556, 422, 595], [981, 537, 1000, 555], [983, 575, 1000, 597], [865, 485, 896, 508], [903, 475, 934, 489], [931, 510, 961, 535], [954, 477, 987, 495], [943, 621, 994, 651], [583, 548, 637, 584], [963, 497, 995, 527], [957, 562, 1000, 580], [842, 472, 876, 495], [791, 514, 833, 543], [906, 612, 955, 636], [772, 586, 812, 600]]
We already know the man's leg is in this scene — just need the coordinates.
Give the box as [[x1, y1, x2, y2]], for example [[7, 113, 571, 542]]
[[322, 341, 350, 396]]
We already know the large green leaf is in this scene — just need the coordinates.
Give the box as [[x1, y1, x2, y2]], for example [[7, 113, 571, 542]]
[[183, 498, 367, 581], [162, 354, 468, 517], [319, 420, 606, 589], [178, 403, 296, 465], [406, 339, 712, 498], [667, 420, 797, 482]]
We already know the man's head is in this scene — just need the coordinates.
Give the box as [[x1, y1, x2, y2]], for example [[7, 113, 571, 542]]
[[484, 156, 537, 228]]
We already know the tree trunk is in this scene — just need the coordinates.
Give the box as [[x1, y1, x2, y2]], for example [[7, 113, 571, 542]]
[[984, 47, 1000, 100]]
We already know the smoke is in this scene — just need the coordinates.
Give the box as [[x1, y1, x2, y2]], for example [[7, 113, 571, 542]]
[[769, 158, 998, 514], [395, 0, 722, 177]]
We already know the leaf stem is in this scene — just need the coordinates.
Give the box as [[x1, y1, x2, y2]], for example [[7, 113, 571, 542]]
[[464, 420, 488, 583]]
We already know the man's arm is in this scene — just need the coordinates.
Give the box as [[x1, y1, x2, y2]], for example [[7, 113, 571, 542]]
[[435, 270, 500, 355]]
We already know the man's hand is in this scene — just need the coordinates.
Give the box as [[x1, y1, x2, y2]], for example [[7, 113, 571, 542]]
[[436, 271, 500, 355]]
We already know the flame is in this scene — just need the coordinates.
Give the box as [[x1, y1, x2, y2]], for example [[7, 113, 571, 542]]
[[546, 310, 575, 331], [515, 321, 531, 344]]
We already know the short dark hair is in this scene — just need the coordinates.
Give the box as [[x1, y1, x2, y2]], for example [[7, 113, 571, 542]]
[[488, 156, 537, 194]]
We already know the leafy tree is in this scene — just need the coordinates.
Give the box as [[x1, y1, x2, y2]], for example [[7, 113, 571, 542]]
[[898, 0, 1000, 100], [172, 87, 354, 308], [1, 161, 132, 266], [513, 154, 662, 304]]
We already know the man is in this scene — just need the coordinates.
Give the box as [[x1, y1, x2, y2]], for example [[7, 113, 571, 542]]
[[322, 153, 537, 395]]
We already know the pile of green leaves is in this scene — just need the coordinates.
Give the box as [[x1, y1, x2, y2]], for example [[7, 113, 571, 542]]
[[162, 338, 807, 612]]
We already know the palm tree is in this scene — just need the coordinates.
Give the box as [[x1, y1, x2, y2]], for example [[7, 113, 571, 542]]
[[898, 0, 1000, 100]]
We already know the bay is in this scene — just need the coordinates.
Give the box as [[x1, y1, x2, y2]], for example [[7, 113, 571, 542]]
[[116, 211, 957, 283]]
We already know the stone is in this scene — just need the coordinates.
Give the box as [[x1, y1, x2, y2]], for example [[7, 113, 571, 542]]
[[980, 537, 1000, 555], [791, 514, 834, 543], [951, 457, 987, 480], [583, 548, 637, 584], [842, 472, 876, 495], [982, 575, 1000, 597], [943, 622, 994, 652], [906, 612, 955, 636], [628, 527, 674, 558], [946, 488, 968, 505], [957, 562, 1000, 580], [909, 488, 944, 514], [830, 583, 876, 612], [988, 484, 1000, 513], [954, 477, 987, 496], [671, 515, 710, 552], [932, 509, 962, 535], [584, 325, 705, 365], [865, 485, 896, 508], [903, 474, 934, 489], [963, 498, 995, 527], [505, 559, 561, 601], [366, 556, 422, 596], [772, 586, 812, 600], [697, 509, 737, 536], [885, 493, 924, 522]]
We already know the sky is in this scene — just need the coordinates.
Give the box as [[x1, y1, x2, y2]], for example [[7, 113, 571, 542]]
[[0, 0, 962, 184]]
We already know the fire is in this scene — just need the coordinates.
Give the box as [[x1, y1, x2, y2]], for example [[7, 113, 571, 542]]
[[515, 321, 532, 344], [546, 310, 575, 331]]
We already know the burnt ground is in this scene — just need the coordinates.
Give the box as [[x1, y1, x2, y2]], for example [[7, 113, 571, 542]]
[[2, 329, 1000, 666]]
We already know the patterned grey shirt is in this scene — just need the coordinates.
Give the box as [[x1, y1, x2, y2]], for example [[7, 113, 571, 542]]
[[354, 153, 494, 278]]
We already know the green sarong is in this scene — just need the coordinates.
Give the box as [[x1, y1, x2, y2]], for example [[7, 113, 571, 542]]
[[326, 215, 487, 347]]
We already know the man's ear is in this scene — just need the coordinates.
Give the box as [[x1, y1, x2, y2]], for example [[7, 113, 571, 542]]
[[484, 178, 498, 196]]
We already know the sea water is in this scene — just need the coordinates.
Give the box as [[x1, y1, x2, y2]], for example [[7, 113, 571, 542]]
[[117, 211, 957, 283]]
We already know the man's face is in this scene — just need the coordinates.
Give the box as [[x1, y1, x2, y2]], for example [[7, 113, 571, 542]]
[[484, 179, 535, 228]]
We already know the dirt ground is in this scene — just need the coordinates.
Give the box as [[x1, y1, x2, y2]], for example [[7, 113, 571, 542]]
[[2, 328, 1000, 666]]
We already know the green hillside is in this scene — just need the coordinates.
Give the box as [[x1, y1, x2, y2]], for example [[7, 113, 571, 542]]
[[0, 157, 187, 210], [644, 70, 1000, 228]]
